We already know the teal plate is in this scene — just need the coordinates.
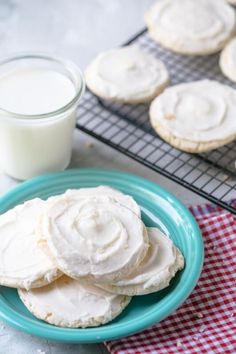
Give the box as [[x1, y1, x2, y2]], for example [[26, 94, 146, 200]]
[[0, 169, 203, 343]]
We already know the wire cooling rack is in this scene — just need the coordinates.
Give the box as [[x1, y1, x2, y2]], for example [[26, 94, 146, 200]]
[[76, 29, 236, 214]]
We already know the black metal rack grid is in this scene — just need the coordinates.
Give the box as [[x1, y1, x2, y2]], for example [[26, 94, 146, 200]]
[[76, 29, 236, 214]]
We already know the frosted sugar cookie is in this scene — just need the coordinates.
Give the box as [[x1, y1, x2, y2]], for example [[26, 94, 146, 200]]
[[0, 199, 61, 289], [145, 0, 235, 55], [97, 228, 184, 296], [227, 0, 236, 5], [38, 195, 149, 282], [150, 80, 236, 153], [64, 186, 141, 217], [85, 45, 169, 103], [18, 276, 131, 328], [220, 37, 236, 82]]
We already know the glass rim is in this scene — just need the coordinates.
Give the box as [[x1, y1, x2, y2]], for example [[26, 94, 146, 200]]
[[0, 53, 85, 122]]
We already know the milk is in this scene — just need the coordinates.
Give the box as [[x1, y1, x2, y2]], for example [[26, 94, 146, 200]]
[[0, 59, 84, 180]]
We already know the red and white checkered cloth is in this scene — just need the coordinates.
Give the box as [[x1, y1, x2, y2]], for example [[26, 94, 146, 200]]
[[105, 203, 236, 354]]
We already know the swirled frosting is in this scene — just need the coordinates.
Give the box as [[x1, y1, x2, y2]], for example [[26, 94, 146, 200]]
[[85, 45, 169, 102], [18, 275, 131, 328], [0, 199, 60, 289], [146, 0, 235, 55], [98, 228, 184, 295], [150, 80, 236, 142], [39, 194, 148, 282], [64, 186, 141, 217]]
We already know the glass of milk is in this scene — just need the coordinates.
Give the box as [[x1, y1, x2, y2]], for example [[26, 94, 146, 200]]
[[0, 54, 85, 180]]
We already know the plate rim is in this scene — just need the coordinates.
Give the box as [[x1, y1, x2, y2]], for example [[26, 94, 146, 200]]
[[0, 168, 204, 343]]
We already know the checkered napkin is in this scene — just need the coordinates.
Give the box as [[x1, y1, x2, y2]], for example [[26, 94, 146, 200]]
[[105, 203, 236, 354]]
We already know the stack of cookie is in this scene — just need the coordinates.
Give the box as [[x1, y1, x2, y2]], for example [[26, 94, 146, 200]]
[[85, 0, 236, 153], [0, 186, 184, 328]]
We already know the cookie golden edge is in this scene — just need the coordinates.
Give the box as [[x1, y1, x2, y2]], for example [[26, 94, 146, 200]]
[[96, 249, 184, 296], [85, 73, 169, 104], [146, 28, 234, 57], [0, 268, 62, 290], [219, 39, 236, 83], [150, 116, 236, 153], [84, 57, 170, 105], [18, 287, 131, 328]]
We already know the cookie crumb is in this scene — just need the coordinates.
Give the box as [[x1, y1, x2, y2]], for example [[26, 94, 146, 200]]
[[85, 141, 94, 148], [194, 312, 203, 319], [199, 324, 206, 333], [222, 174, 230, 182], [176, 339, 182, 347], [193, 334, 200, 341], [164, 114, 176, 120]]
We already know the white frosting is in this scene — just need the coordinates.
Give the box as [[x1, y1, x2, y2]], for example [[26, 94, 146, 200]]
[[150, 80, 236, 142], [64, 186, 141, 217], [85, 45, 169, 102], [0, 199, 60, 289], [220, 37, 236, 82], [18, 276, 131, 328], [39, 194, 148, 282], [98, 228, 184, 295], [146, 0, 235, 55]]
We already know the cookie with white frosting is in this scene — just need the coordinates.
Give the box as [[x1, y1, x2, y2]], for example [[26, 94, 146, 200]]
[[150, 80, 236, 153], [227, 0, 236, 5], [38, 194, 149, 283], [0, 199, 61, 290], [220, 38, 236, 83], [97, 228, 184, 296], [64, 186, 141, 217], [145, 0, 235, 55], [85, 45, 169, 104], [18, 276, 131, 328]]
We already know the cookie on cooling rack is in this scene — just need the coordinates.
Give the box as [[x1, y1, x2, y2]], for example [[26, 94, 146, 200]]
[[18, 276, 131, 328], [149, 80, 236, 153], [97, 227, 184, 296], [145, 0, 235, 55], [0, 199, 61, 290], [220, 37, 236, 83], [227, 0, 236, 5], [85, 45, 169, 104]]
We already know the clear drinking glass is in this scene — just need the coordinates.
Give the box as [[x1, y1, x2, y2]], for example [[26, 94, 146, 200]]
[[0, 54, 85, 180]]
